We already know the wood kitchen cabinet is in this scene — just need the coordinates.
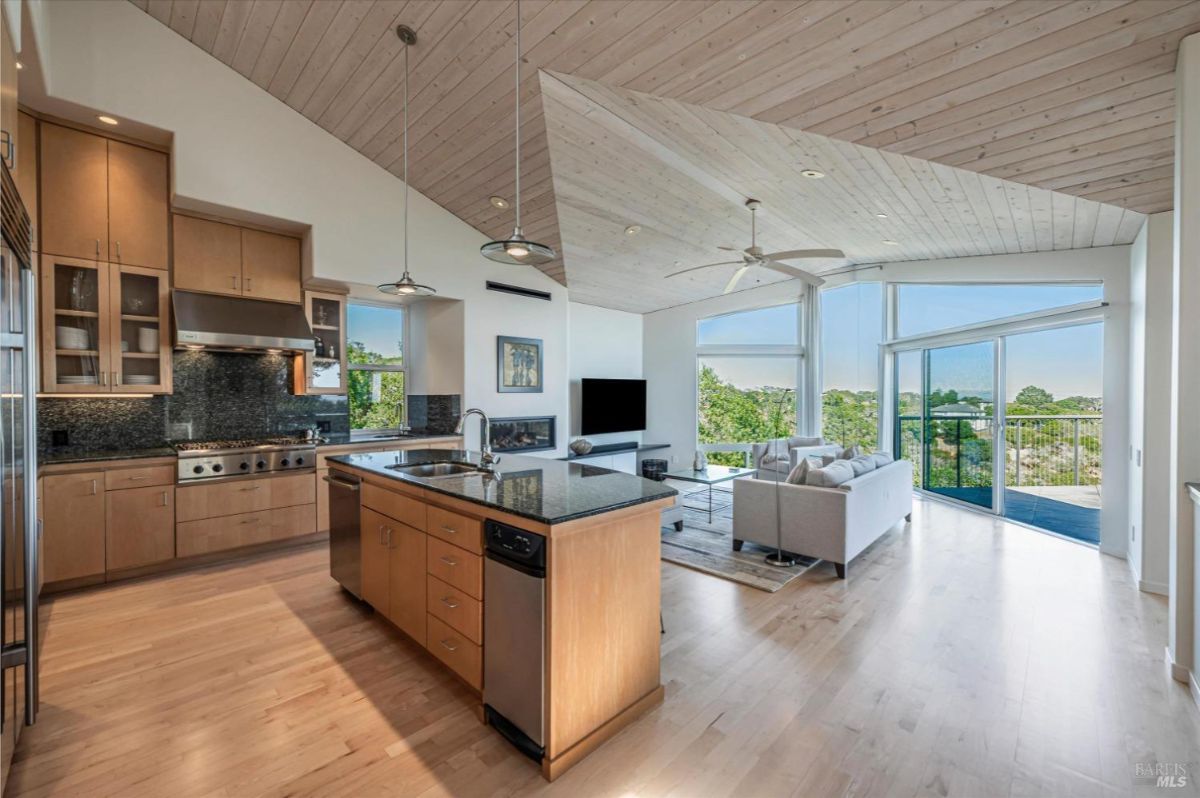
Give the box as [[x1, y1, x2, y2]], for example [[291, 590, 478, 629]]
[[388, 522, 427, 643], [106, 485, 175, 571], [172, 214, 301, 304], [298, 290, 346, 394], [39, 122, 168, 269], [42, 471, 106, 583], [15, 112, 38, 249], [360, 507, 391, 611], [40, 254, 171, 394]]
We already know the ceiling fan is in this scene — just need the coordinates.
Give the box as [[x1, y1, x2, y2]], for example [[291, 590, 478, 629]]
[[665, 199, 844, 294]]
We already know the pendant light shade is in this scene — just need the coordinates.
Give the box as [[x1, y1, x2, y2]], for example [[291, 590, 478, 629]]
[[481, 0, 556, 266], [378, 25, 436, 298]]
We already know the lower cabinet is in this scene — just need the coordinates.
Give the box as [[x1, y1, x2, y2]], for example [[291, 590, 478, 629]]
[[176, 504, 315, 558], [42, 471, 106, 583], [360, 507, 391, 611], [106, 484, 174, 571], [175, 474, 316, 557], [388, 523, 427, 643]]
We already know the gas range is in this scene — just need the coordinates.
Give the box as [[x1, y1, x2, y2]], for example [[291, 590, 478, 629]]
[[174, 436, 317, 482]]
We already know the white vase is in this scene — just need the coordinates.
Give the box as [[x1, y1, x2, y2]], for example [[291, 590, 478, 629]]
[[693, 450, 708, 471], [138, 327, 159, 353]]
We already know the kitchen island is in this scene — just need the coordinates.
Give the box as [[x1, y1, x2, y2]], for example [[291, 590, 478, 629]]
[[326, 448, 676, 781]]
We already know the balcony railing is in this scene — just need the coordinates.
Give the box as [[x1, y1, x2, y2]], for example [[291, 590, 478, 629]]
[[897, 414, 1102, 488]]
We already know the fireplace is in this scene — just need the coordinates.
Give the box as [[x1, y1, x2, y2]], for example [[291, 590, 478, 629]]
[[489, 416, 556, 453]]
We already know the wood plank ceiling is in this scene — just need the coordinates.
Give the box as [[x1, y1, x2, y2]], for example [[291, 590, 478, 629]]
[[129, 0, 1200, 299], [541, 72, 1145, 311]]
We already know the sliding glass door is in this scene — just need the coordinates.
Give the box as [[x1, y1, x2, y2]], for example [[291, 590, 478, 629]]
[[922, 341, 997, 510]]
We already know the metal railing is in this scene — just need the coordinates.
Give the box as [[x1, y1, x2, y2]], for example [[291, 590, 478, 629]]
[[897, 414, 1102, 488]]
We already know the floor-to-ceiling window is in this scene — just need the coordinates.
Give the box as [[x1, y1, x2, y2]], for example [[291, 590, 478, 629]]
[[696, 303, 803, 466], [820, 282, 883, 449]]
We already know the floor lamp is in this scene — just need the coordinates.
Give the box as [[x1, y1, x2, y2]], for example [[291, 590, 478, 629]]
[[765, 388, 796, 568]]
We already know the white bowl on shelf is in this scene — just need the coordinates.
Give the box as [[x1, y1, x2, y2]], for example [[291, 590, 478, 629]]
[[60, 376, 98, 385], [124, 375, 157, 384], [55, 327, 90, 349], [137, 327, 159, 354]]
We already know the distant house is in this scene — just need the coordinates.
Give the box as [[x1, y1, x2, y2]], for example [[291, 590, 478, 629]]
[[930, 402, 985, 417]]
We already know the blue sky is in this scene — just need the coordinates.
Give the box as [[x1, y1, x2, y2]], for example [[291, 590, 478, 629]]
[[347, 304, 404, 360]]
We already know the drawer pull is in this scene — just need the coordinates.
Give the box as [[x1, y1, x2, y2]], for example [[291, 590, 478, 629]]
[[127, 475, 147, 481], [240, 517, 259, 525], [240, 485, 262, 492], [439, 556, 458, 567], [440, 525, 457, 535], [439, 639, 458, 653], [439, 596, 459, 609]]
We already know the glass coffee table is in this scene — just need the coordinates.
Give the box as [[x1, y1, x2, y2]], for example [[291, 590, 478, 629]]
[[663, 465, 757, 523]]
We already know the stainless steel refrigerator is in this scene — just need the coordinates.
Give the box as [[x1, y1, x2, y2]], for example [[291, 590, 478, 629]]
[[0, 156, 38, 784]]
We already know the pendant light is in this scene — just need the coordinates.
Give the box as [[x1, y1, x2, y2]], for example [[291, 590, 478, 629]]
[[480, 0, 556, 266], [378, 25, 436, 297]]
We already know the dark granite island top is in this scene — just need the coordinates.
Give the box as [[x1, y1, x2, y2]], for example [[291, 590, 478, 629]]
[[326, 448, 677, 525]]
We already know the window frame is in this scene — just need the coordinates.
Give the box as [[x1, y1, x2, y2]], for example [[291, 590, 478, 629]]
[[346, 300, 409, 437]]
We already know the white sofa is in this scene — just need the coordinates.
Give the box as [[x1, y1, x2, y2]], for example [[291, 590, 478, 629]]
[[732, 459, 913, 577], [751, 437, 841, 478]]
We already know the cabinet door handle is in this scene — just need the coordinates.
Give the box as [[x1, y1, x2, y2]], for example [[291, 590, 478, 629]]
[[94, 239, 100, 259], [231, 275, 238, 289], [90, 479, 97, 495], [99, 371, 107, 386], [160, 491, 168, 507], [385, 527, 393, 547], [439, 556, 458, 567], [439, 639, 458, 653], [113, 371, 120, 386], [439, 597, 459, 609], [245, 277, 252, 292], [115, 241, 121, 260], [378, 525, 385, 546]]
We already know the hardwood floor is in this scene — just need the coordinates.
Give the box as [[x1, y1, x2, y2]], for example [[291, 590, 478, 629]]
[[8, 498, 1199, 797]]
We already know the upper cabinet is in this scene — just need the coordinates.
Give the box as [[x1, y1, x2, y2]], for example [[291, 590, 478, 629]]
[[173, 213, 301, 304], [298, 290, 347, 394], [14, 112, 38, 249], [39, 122, 169, 270]]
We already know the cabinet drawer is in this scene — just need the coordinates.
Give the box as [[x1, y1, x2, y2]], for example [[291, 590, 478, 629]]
[[426, 504, 482, 554], [177, 510, 272, 557], [426, 537, 482, 600], [177, 479, 272, 522], [426, 575, 482, 645], [362, 482, 426, 531], [270, 503, 316, 542], [105, 464, 174, 491], [426, 614, 481, 690], [270, 472, 316, 509]]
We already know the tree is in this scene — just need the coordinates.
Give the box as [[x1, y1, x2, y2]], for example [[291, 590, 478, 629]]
[[1015, 385, 1054, 408]]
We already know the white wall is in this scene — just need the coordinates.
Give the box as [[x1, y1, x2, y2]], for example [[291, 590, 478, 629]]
[[568, 302, 644, 447], [644, 246, 1133, 554], [29, 0, 570, 455], [1128, 212, 1174, 595]]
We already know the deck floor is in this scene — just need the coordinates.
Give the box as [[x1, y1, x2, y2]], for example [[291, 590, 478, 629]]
[[931, 487, 1100, 544]]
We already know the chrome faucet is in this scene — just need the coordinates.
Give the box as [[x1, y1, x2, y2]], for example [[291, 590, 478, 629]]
[[455, 408, 499, 470]]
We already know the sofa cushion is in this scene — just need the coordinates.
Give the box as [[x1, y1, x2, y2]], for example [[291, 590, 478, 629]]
[[804, 459, 856, 488], [848, 454, 877, 476], [870, 451, 894, 468], [787, 436, 823, 449], [839, 444, 861, 460], [785, 459, 810, 485]]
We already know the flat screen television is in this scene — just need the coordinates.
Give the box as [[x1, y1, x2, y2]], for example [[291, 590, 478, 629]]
[[581, 378, 647, 435]]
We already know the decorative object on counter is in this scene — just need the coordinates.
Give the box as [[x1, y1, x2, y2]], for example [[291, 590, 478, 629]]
[[137, 327, 159, 353], [479, 0, 556, 267], [569, 438, 593, 455], [377, 25, 436, 299], [642, 458, 668, 481], [693, 450, 708, 471], [497, 335, 542, 393]]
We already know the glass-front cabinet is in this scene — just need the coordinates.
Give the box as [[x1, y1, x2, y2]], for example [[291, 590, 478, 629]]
[[40, 255, 171, 394], [299, 289, 346, 395]]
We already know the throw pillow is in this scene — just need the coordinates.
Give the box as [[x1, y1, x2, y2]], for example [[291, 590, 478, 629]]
[[848, 454, 877, 476], [838, 444, 861, 460], [787, 436, 823, 449], [821, 454, 837, 466], [784, 459, 810, 485], [804, 459, 856, 488], [870, 451, 894, 468]]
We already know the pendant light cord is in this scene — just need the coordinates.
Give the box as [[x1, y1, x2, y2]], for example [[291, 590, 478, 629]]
[[403, 38, 410, 278], [514, 0, 521, 231]]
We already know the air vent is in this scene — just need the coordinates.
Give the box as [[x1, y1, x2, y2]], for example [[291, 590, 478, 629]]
[[485, 281, 552, 302]]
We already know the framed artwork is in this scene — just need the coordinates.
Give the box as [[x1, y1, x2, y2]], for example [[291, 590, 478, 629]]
[[497, 336, 543, 393]]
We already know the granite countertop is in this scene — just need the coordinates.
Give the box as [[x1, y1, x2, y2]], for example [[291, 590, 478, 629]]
[[40, 445, 177, 466], [319, 431, 460, 447], [327, 448, 677, 525]]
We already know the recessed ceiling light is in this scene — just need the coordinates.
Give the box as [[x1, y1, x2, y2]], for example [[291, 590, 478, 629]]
[[800, 169, 825, 179], [489, 195, 510, 209], [624, 224, 641, 236], [882, 239, 901, 246], [875, 213, 889, 219], [15, 62, 22, 70], [97, 115, 119, 126]]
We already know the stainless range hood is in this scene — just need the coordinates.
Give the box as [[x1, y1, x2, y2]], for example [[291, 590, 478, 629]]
[[173, 290, 315, 354]]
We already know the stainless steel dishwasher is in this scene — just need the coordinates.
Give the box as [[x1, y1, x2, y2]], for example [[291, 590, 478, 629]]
[[483, 519, 546, 761], [325, 471, 362, 598]]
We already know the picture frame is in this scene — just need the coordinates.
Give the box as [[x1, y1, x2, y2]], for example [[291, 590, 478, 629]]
[[497, 335, 543, 393]]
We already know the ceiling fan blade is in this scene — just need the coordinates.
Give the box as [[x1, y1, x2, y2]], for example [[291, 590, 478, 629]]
[[723, 265, 751, 294], [664, 261, 742, 279], [763, 248, 845, 261], [717, 245, 742, 252], [760, 260, 827, 287]]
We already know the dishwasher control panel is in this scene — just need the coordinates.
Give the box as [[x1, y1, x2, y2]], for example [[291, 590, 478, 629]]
[[485, 520, 546, 572]]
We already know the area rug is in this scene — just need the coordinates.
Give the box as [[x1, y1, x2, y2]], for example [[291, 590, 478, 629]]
[[660, 484, 819, 592]]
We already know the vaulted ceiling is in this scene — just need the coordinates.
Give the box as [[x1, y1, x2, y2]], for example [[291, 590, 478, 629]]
[[129, 0, 1200, 305]]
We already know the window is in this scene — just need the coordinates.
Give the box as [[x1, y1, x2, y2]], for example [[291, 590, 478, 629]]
[[820, 283, 883, 450], [895, 283, 1102, 338], [696, 304, 802, 465], [347, 303, 406, 431]]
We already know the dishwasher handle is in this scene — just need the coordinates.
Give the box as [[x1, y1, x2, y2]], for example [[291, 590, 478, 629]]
[[323, 474, 361, 491]]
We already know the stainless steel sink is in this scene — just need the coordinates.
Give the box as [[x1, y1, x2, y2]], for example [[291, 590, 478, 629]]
[[387, 461, 483, 478]]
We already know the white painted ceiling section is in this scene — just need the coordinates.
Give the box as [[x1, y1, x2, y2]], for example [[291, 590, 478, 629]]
[[541, 72, 1147, 313]]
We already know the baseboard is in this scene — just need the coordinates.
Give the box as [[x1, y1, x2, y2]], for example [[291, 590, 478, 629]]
[[1166, 645, 1191, 685], [1139, 579, 1169, 596]]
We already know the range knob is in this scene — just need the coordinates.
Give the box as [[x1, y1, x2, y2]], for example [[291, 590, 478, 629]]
[[239, 462, 249, 471], [256, 460, 267, 469], [280, 458, 290, 467], [212, 464, 223, 473], [295, 456, 304, 466], [192, 465, 204, 474]]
